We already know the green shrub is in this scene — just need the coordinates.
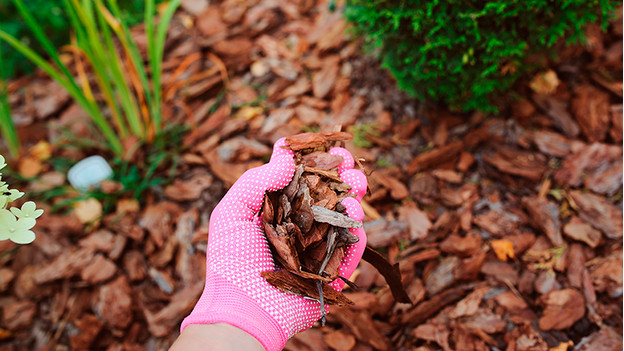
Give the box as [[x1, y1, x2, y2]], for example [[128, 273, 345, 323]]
[[344, 0, 618, 112]]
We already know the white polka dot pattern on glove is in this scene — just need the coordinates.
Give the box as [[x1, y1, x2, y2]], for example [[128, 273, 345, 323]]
[[182, 140, 368, 351]]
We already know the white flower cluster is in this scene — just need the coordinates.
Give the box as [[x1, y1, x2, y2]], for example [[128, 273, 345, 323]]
[[0, 155, 43, 244]]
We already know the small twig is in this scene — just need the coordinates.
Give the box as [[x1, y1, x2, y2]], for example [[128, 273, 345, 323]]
[[318, 228, 337, 275], [316, 280, 326, 326]]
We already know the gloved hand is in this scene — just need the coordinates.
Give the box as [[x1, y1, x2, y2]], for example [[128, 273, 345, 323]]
[[181, 138, 368, 351]]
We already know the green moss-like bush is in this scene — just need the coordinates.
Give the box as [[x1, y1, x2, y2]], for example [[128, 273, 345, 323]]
[[344, 0, 617, 112]]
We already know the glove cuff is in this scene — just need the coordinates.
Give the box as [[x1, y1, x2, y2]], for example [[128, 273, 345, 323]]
[[181, 274, 288, 351]]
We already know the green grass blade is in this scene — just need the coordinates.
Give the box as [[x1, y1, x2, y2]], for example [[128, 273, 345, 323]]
[[0, 30, 123, 155], [144, 0, 157, 133], [0, 46, 20, 157], [106, 0, 154, 126], [63, 0, 90, 51], [0, 84, 19, 158], [149, 0, 182, 135], [11, 0, 79, 92], [94, 0, 144, 138], [69, 0, 131, 138]]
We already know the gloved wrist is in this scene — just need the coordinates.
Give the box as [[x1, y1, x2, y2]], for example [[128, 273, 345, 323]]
[[181, 274, 287, 351]]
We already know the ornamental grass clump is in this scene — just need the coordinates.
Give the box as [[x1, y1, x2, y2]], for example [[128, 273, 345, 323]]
[[344, 0, 618, 112], [0, 0, 182, 157], [0, 155, 43, 244]]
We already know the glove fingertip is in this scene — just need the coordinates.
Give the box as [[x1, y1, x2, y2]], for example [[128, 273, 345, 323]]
[[271, 137, 295, 159], [328, 147, 355, 173], [265, 155, 296, 191], [340, 197, 364, 222], [340, 169, 367, 201]]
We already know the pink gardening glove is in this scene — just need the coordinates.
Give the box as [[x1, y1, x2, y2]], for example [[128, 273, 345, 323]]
[[181, 138, 368, 351]]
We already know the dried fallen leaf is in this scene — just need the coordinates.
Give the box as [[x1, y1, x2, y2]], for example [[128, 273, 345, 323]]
[[73, 198, 103, 224], [491, 239, 515, 261], [29, 140, 52, 161], [549, 340, 574, 351], [529, 69, 560, 94], [17, 156, 43, 178]]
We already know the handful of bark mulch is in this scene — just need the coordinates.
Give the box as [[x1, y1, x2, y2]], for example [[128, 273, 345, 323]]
[[260, 132, 411, 324]]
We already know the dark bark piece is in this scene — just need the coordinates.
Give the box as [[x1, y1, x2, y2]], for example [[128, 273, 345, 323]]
[[312, 182, 340, 210], [364, 218, 409, 247], [401, 287, 467, 326], [305, 174, 321, 190], [69, 314, 104, 350], [531, 130, 579, 157], [284, 165, 305, 201], [538, 288, 586, 330], [484, 147, 548, 181], [323, 131, 354, 143], [407, 141, 464, 174], [291, 185, 315, 234], [279, 194, 291, 221], [300, 240, 328, 273], [311, 205, 362, 229], [304, 167, 343, 182], [329, 181, 352, 193], [322, 247, 344, 281], [263, 221, 300, 272], [300, 223, 326, 249], [262, 193, 274, 223], [261, 270, 352, 306], [329, 306, 392, 350], [532, 93, 580, 137], [336, 227, 359, 246], [302, 151, 344, 170], [521, 196, 564, 246], [571, 85, 610, 142], [570, 190, 623, 239], [284, 132, 352, 151], [439, 232, 482, 256], [362, 246, 412, 303], [424, 256, 460, 296], [564, 216, 603, 248], [554, 143, 622, 195]]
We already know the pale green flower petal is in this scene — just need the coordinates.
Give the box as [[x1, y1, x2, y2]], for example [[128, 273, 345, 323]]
[[23, 201, 36, 212], [0, 196, 7, 209], [0, 208, 15, 226], [11, 201, 44, 219], [10, 229, 35, 244], [7, 189, 24, 201], [0, 155, 5, 170], [9, 207, 19, 217], [16, 218, 36, 231], [0, 209, 17, 240], [32, 209, 44, 219]]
